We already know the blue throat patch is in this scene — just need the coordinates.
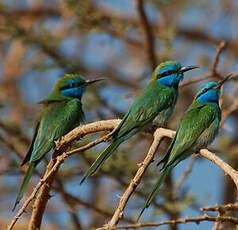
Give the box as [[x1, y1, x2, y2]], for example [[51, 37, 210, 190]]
[[61, 77, 86, 99], [156, 64, 183, 87], [196, 82, 220, 104], [61, 87, 85, 98]]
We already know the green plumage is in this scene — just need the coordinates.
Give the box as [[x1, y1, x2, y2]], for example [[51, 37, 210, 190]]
[[80, 81, 178, 184], [139, 80, 223, 219], [80, 61, 197, 184], [13, 74, 99, 210]]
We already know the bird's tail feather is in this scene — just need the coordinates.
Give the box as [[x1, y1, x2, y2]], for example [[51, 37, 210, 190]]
[[80, 138, 123, 185], [13, 163, 36, 211], [137, 165, 173, 221]]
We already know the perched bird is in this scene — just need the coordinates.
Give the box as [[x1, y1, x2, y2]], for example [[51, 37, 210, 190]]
[[13, 74, 102, 210], [138, 75, 231, 219], [80, 61, 198, 184]]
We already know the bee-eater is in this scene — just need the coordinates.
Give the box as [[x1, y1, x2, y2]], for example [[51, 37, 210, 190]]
[[139, 75, 231, 219], [80, 61, 198, 184], [13, 74, 102, 210]]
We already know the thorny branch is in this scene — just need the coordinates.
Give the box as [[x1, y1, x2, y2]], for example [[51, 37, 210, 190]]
[[7, 120, 120, 230], [8, 118, 238, 230], [181, 41, 226, 87], [97, 132, 238, 230], [101, 128, 175, 229], [113, 214, 238, 229]]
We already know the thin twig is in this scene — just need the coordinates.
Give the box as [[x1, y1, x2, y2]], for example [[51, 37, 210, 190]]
[[210, 41, 226, 75], [54, 182, 135, 224], [199, 149, 238, 190], [8, 120, 121, 230], [181, 41, 226, 87], [8, 122, 238, 230], [136, 0, 157, 69], [113, 214, 238, 229], [201, 203, 238, 212], [212, 211, 223, 230], [97, 129, 238, 230], [99, 128, 175, 229]]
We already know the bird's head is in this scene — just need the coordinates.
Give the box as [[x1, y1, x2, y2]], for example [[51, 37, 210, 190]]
[[52, 74, 103, 100], [153, 61, 198, 88], [195, 74, 231, 104]]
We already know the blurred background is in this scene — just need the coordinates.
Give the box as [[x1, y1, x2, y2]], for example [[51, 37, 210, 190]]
[[0, 0, 238, 229]]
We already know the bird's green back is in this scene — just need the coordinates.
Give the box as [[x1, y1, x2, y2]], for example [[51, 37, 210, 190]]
[[161, 101, 221, 169], [114, 79, 178, 139], [29, 99, 84, 163]]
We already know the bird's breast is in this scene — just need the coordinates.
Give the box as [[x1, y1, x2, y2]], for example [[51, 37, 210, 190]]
[[192, 118, 220, 151]]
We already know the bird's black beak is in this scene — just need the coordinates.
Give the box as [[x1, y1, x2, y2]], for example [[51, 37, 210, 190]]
[[179, 65, 199, 73], [217, 73, 233, 88], [85, 78, 105, 86]]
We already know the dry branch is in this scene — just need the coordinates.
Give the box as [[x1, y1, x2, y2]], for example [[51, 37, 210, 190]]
[[136, 0, 157, 69], [181, 41, 226, 87], [97, 128, 238, 229], [113, 214, 238, 229], [101, 128, 175, 229], [200, 149, 238, 190], [8, 121, 238, 230], [8, 119, 120, 230]]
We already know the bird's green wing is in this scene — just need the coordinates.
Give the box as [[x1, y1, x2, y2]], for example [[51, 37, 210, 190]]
[[30, 99, 84, 163], [115, 81, 177, 139], [163, 102, 219, 169], [80, 81, 177, 184], [139, 102, 220, 217]]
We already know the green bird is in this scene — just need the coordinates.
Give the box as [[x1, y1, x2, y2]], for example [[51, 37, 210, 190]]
[[80, 61, 198, 184], [138, 75, 231, 219], [13, 74, 102, 210]]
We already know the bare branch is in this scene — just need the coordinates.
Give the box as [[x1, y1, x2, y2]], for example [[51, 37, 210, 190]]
[[210, 41, 226, 74], [8, 122, 238, 230], [201, 203, 238, 212], [181, 41, 227, 87], [136, 0, 157, 69], [96, 129, 238, 229], [199, 149, 238, 190], [8, 119, 120, 230], [101, 128, 175, 229], [113, 214, 238, 229]]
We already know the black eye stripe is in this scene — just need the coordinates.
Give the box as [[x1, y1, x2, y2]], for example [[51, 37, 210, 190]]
[[157, 70, 178, 79], [60, 82, 83, 91], [196, 85, 216, 98]]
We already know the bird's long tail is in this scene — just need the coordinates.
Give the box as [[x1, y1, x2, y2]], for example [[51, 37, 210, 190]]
[[137, 165, 173, 221], [13, 163, 36, 211], [80, 138, 123, 185]]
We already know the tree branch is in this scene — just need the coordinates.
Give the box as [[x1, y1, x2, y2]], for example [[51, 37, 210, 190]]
[[199, 149, 238, 190], [113, 214, 238, 229], [136, 0, 157, 69], [101, 128, 175, 229], [8, 120, 120, 230], [97, 130, 238, 229], [8, 121, 238, 230]]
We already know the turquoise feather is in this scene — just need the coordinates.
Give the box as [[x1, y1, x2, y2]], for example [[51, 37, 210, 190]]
[[80, 61, 198, 184], [13, 74, 102, 210], [138, 77, 230, 219]]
